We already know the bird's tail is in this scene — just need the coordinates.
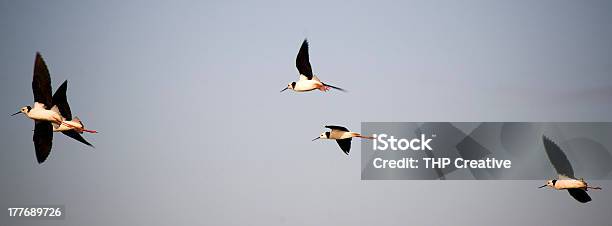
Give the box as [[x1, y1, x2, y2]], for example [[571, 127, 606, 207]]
[[322, 82, 347, 92], [74, 117, 97, 133], [73, 117, 85, 128], [587, 186, 602, 190], [352, 133, 374, 139], [584, 180, 602, 190]]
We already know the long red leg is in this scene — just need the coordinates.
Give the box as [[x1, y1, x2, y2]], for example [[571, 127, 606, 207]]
[[317, 84, 330, 92], [82, 129, 98, 133]]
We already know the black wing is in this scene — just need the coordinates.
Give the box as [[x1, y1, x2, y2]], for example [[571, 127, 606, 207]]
[[62, 130, 93, 147], [325, 125, 349, 132], [567, 189, 592, 203], [32, 52, 53, 109], [295, 39, 313, 79], [542, 136, 575, 178], [52, 80, 71, 120], [336, 138, 352, 155], [33, 121, 53, 164]]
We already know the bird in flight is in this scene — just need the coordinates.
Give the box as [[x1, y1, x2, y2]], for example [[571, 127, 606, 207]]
[[312, 125, 373, 155], [539, 136, 601, 203], [51, 80, 97, 147], [12, 53, 95, 163], [280, 39, 345, 93]]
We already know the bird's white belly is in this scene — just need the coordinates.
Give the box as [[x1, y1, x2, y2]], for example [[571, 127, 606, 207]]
[[294, 80, 321, 92], [330, 131, 356, 140], [329, 131, 346, 139], [555, 179, 586, 190], [29, 108, 61, 122], [339, 133, 355, 139]]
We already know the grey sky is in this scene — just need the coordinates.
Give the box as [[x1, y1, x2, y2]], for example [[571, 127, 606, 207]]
[[1, 0, 612, 225]]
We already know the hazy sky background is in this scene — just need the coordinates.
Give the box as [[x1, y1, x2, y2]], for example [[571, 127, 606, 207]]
[[1, 0, 612, 225]]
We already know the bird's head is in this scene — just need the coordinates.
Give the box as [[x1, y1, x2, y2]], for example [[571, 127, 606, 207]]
[[312, 132, 330, 141], [280, 82, 296, 92], [12, 106, 31, 116], [538, 180, 555, 189]]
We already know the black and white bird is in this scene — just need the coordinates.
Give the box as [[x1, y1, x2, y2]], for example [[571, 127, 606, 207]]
[[312, 125, 373, 155], [12, 53, 95, 163], [539, 136, 601, 203], [51, 80, 96, 147], [12, 53, 63, 163], [280, 39, 345, 93]]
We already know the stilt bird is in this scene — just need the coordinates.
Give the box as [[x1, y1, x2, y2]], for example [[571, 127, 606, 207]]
[[312, 125, 373, 155], [12, 53, 95, 163], [51, 80, 96, 147], [281, 39, 345, 93], [12, 53, 62, 163], [539, 136, 601, 203]]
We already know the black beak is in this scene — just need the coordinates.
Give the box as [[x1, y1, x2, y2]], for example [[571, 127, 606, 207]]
[[538, 184, 547, 189], [11, 111, 21, 116], [312, 137, 320, 141], [280, 87, 288, 92]]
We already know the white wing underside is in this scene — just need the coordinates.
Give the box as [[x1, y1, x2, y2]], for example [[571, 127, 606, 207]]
[[50, 105, 65, 129], [33, 102, 47, 109], [299, 74, 321, 82]]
